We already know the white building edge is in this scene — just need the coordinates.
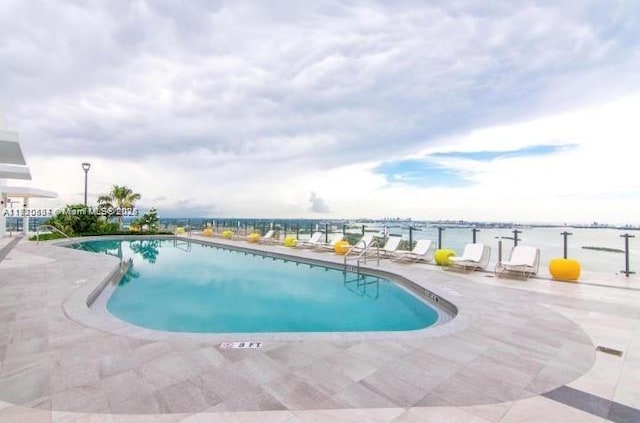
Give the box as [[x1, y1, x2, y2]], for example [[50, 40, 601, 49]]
[[0, 112, 57, 237]]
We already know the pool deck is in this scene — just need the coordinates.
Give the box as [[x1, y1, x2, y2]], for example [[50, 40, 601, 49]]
[[0, 234, 639, 422]]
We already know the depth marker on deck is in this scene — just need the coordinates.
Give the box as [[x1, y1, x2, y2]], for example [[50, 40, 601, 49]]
[[220, 342, 263, 349]]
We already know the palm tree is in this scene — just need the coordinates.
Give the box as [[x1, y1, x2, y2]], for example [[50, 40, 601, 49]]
[[98, 185, 141, 229]]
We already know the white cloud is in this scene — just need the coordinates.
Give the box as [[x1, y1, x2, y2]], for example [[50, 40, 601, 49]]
[[2, 1, 640, 223], [309, 192, 330, 213]]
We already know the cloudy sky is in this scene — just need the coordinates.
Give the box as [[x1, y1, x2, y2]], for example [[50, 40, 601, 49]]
[[2, 1, 639, 223]]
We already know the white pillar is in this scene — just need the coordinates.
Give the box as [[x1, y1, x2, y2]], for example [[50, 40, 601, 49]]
[[0, 191, 6, 237], [22, 197, 29, 235]]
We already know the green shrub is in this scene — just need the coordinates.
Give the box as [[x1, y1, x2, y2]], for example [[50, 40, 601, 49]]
[[36, 200, 168, 240], [45, 204, 100, 235]]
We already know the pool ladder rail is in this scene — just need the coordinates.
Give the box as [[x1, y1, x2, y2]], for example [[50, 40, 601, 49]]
[[173, 238, 192, 252], [344, 238, 380, 274], [35, 225, 84, 249], [174, 225, 193, 238], [343, 272, 381, 300]]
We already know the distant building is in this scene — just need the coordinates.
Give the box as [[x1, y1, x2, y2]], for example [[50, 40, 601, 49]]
[[0, 112, 57, 237]]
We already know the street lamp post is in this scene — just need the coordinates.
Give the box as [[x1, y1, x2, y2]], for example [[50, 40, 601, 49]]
[[82, 162, 91, 206]]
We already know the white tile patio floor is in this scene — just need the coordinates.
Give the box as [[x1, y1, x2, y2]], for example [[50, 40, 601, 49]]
[[0, 235, 638, 422]]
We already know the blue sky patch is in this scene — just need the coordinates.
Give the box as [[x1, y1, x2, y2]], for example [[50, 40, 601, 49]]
[[376, 144, 576, 187], [430, 144, 577, 161], [374, 159, 472, 188]]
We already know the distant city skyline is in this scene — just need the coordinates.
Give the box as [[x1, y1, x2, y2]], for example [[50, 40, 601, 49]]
[[1, 2, 639, 224]]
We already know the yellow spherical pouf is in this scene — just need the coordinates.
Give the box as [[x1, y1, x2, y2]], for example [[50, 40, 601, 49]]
[[284, 236, 297, 247], [247, 233, 261, 242], [203, 228, 213, 237], [434, 249, 456, 266], [176, 227, 185, 235], [334, 240, 351, 255], [222, 230, 234, 239], [549, 258, 581, 282]]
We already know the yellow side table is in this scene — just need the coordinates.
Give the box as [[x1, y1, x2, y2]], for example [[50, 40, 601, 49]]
[[284, 236, 297, 247], [549, 258, 580, 282], [334, 241, 351, 255], [176, 227, 185, 235], [222, 230, 234, 239], [434, 249, 456, 266], [247, 233, 261, 242], [203, 228, 213, 237]]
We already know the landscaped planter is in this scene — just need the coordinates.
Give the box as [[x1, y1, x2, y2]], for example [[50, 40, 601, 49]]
[[434, 249, 456, 266], [549, 258, 581, 282]]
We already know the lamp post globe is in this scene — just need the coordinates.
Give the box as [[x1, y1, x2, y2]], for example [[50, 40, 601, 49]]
[[82, 162, 91, 206]]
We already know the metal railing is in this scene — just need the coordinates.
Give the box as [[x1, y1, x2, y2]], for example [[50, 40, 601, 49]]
[[35, 225, 84, 249], [36, 225, 72, 242]]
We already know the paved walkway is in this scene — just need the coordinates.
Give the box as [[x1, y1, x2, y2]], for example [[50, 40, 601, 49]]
[[0, 235, 638, 422], [0, 236, 22, 263]]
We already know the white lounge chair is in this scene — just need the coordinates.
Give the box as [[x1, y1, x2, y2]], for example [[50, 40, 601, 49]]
[[298, 231, 323, 248], [495, 245, 540, 280], [346, 233, 377, 255], [314, 233, 345, 251], [450, 243, 491, 272], [259, 229, 276, 244], [381, 236, 402, 257], [393, 239, 434, 263]]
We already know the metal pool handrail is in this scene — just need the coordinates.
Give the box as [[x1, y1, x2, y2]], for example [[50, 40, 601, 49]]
[[36, 225, 88, 251], [344, 238, 380, 274], [36, 225, 78, 245]]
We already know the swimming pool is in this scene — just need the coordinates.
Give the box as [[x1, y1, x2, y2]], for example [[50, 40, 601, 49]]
[[72, 238, 442, 333]]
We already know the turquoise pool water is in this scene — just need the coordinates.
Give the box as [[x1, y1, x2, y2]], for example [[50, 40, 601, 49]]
[[72, 239, 440, 333]]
